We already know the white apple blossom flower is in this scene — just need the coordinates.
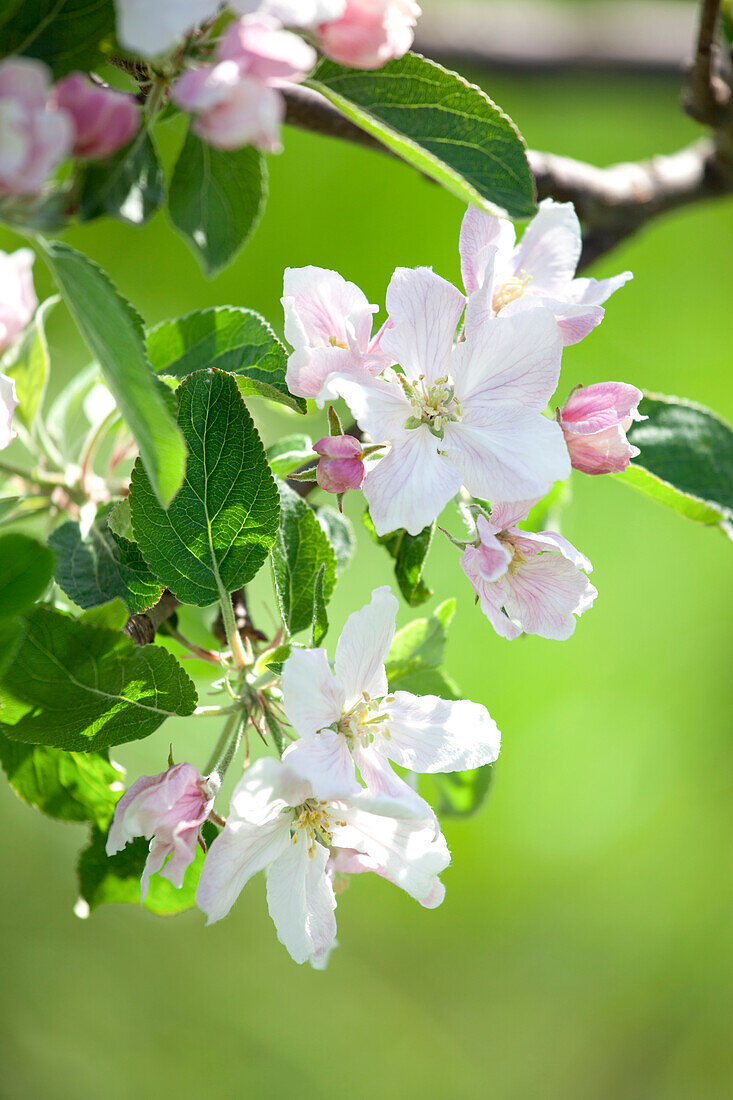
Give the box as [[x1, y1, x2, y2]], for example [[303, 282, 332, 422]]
[[460, 199, 632, 346], [280, 586, 500, 806], [330, 266, 570, 536], [114, 0, 221, 57], [196, 755, 450, 965]]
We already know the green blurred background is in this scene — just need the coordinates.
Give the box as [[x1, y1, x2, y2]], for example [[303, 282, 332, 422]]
[[1, 13, 732, 1099]]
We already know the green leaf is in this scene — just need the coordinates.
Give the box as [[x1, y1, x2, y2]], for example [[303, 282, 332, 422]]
[[130, 369, 280, 606], [46, 363, 105, 462], [311, 562, 329, 647], [107, 498, 134, 540], [49, 507, 163, 614], [621, 394, 733, 529], [147, 306, 305, 413], [0, 533, 53, 619], [364, 509, 433, 606], [307, 53, 535, 220], [267, 434, 314, 476], [386, 599, 456, 687], [77, 824, 210, 916], [419, 766, 494, 819], [0, 0, 116, 78], [0, 296, 57, 427], [271, 481, 337, 637], [0, 497, 21, 521], [80, 598, 129, 631], [0, 735, 122, 828], [0, 605, 197, 752], [314, 504, 355, 576], [168, 128, 267, 275], [39, 241, 187, 507], [78, 131, 165, 226]]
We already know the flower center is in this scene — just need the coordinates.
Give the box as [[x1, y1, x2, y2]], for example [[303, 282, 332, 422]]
[[291, 799, 337, 854], [492, 271, 532, 313], [328, 334, 348, 349], [399, 374, 463, 439], [336, 693, 391, 748], [497, 530, 529, 574]]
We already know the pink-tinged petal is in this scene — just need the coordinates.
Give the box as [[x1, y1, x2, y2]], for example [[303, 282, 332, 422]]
[[282, 265, 377, 352], [172, 62, 240, 113], [196, 813, 292, 924], [266, 837, 337, 965], [231, 0, 346, 24], [460, 547, 523, 640], [285, 345, 372, 405], [140, 837, 171, 901], [467, 514, 513, 581], [482, 500, 536, 534], [335, 584, 397, 702], [316, 453, 365, 494], [157, 825, 201, 890], [363, 431, 463, 536], [314, 435, 363, 458], [513, 198, 581, 292], [560, 381, 644, 434], [568, 270, 633, 307], [503, 553, 597, 640], [380, 266, 465, 384], [462, 246, 497, 337], [352, 743, 437, 821], [0, 58, 51, 106], [191, 76, 284, 151], [444, 403, 570, 503], [217, 18, 317, 84], [564, 422, 639, 475], [512, 529, 593, 573], [0, 371, 19, 450], [328, 373, 412, 442], [383, 690, 500, 772], [316, 0, 420, 69], [452, 308, 563, 411], [282, 732, 360, 800], [459, 204, 515, 295], [500, 293, 605, 347], [281, 647, 345, 738], [330, 845, 445, 908], [52, 74, 140, 159]]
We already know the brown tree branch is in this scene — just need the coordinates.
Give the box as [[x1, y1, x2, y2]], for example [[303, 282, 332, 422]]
[[683, 0, 730, 124]]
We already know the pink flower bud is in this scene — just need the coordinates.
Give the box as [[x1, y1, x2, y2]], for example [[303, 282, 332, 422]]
[[0, 247, 37, 354], [106, 763, 217, 899], [316, 0, 421, 70], [558, 381, 644, 475], [314, 434, 365, 495], [218, 17, 317, 84], [0, 371, 19, 451], [51, 73, 140, 159], [0, 58, 73, 196], [172, 61, 284, 151]]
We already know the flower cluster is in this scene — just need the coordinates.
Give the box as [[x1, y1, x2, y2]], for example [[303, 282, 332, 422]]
[[283, 198, 642, 640], [109, 587, 499, 966]]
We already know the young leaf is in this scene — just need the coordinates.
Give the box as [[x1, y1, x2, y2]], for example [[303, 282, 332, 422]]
[[385, 599, 456, 686], [0, 0, 116, 78], [39, 241, 187, 507], [622, 394, 733, 529], [0, 606, 197, 753], [129, 369, 280, 606], [0, 295, 57, 427], [0, 533, 53, 619], [267, 434, 314, 476], [147, 306, 305, 413], [49, 507, 163, 614], [419, 765, 494, 819], [307, 53, 535, 220], [168, 128, 267, 275], [314, 504, 356, 576], [364, 509, 434, 606], [78, 131, 165, 226], [271, 481, 337, 637], [0, 735, 122, 829], [311, 562, 329, 647]]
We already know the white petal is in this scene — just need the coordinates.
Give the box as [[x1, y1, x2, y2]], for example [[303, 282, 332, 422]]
[[116, 0, 218, 56], [452, 308, 562, 411], [334, 585, 398, 703], [568, 270, 633, 306], [230, 757, 303, 821], [196, 814, 291, 924], [282, 731, 360, 800], [482, 500, 536, 534], [352, 744, 437, 820], [462, 246, 497, 337], [513, 199, 581, 292], [266, 839, 337, 965], [0, 372, 18, 450], [381, 267, 465, 384], [512, 529, 593, 573], [282, 265, 376, 352], [383, 691, 500, 773], [500, 294, 605, 347], [281, 647, 345, 738], [329, 373, 412, 443], [364, 431, 463, 536], [459, 204, 515, 295]]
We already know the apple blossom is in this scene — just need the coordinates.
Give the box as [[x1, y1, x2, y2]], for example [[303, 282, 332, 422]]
[[217, 17, 318, 82], [280, 586, 500, 805], [314, 434, 366, 495], [196, 755, 450, 965], [114, 0, 220, 57], [0, 247, 37, 354], [558, 381, 644, 475], [0, 372, 18, 451], [460, 501, 597, 640], [51, 74, 140, 159], [0, 58, 73, 196], [231, 0, 347, 25], [460, 199, 633, 346], [316, 0, 422, 69], [107, 763, 218, 900], [282, 265, 391, 402], [329, 266, 570, 536]]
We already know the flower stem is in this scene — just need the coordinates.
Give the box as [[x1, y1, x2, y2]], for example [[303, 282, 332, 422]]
[[205, 712, 244, 780], [218, 590, 250, 670]]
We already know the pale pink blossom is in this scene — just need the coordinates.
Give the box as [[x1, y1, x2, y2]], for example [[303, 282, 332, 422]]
[[558, 381, 644, 475], [231, 0, 346, 25], [0, 372, 19, 450], [460, 199, 632, 346], [107, 763, 217, 900], [460, 500, 597, 640], [314, 434, 365, 495], [0, 58, 73, 196], [114, 0, 220, 57], [283, 266, 391, 402], [0, 248, 37, 354], [196, 755, 449, 965], [51, 73, 140, 159], [330, 266, 570, 536], [281, 586, 500, 807], [218, 17, 318, 82], [317, 0, 422, 69]]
